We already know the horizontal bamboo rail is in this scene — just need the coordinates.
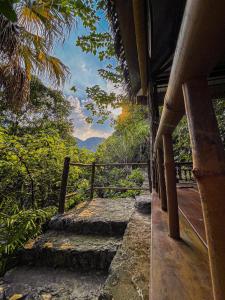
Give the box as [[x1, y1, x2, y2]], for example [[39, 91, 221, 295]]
[[94, 186, 150, 191], [70, 162, 148, 167]]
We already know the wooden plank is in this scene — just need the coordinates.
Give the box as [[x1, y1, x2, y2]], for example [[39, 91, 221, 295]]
[[177, 186, 207, 247], [150, 192, 213, 300]]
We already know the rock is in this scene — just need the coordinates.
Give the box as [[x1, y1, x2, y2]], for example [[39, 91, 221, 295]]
[[135, 193, 151, 214], [100, 211, 151, 300]]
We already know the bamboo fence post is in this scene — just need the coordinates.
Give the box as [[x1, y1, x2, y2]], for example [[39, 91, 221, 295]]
[[58, 156, 70, 214], [163, 134, 180, 239], [147, 159, 152, 192], [183, 78, 225, 300], [157, 148, 167, 211], [89, 161, 96, 201]]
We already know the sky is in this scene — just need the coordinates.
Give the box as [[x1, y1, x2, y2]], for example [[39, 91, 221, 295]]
[[52, 17, 121, 141]]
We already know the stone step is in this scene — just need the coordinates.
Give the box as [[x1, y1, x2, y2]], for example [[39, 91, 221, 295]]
[[48, 198, 135, 236], [0, 266, 106, 300], [17, 231, 122, 272]]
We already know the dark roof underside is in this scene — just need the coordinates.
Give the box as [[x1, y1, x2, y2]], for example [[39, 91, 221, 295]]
[[147, 0, 186, 87], [108, 0, 225, 99]]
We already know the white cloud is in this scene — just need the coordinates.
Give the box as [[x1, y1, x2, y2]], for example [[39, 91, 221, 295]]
[[68, 95, 112, 140]]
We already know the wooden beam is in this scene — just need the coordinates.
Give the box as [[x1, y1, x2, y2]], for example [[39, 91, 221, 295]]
[[183, 77, 225, 300], [163, 134, 180, 239], [157, 148, 167, 211]]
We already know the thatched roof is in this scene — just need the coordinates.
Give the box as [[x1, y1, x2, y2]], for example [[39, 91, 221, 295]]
[[107, 1, 130, 88], [107, 0, 141, 98]]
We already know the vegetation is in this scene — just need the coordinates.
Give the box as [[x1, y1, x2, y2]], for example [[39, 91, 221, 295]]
[[93, 105, 149, 198], [173, 99, 225, 162], [0, 75, 148, 273]]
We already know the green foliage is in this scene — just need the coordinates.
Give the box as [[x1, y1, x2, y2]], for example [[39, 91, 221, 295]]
[[173, 116, 191, 162], [76, 32, 115, 60], [96, 105, 150, 163], [0, 127, 77, 208], [85, 85, 125, 123], [0, 77, 73, 138], [94, 167, 145, 199], [0, 0, 18, 22], [93, 105, 149, 198], [173, 99, 225, 162], [0, 198, 56, 274]]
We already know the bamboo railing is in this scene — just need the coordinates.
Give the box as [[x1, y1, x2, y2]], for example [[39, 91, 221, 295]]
[[58, 158, 151, 214]]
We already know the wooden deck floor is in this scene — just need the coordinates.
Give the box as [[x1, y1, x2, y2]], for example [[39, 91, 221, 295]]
[[177, 184, 207, 246], [150, 192, 213, 300]]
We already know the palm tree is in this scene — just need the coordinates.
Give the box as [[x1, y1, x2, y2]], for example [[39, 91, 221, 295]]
[[0, 0, 74, 109]]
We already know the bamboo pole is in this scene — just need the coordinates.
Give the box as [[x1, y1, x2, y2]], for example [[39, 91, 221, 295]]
[[93, 187, 149, 191], [157, 148, 167, 211], [163, 134, 180, 239], [89, 162, 96, 201], [147, 159, 152, 193], [183, 78, 225, 300], [58, 156, 70, 214]]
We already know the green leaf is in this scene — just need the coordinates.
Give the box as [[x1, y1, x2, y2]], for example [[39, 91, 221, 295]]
[[0, 0, 17, 22]]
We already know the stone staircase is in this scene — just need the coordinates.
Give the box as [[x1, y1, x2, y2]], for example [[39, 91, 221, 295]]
[[0, 193, 151, 300]]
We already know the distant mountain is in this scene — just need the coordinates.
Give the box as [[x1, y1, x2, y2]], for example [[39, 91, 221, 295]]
[[76, 137, 105, 152]]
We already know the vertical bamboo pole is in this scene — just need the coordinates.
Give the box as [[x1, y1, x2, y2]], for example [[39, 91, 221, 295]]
[[163, 134, 180, 239], [183, 78, 225, 300], [157, 148, 167, 211], [154, 159, 159, 193], [147, 159, 152, 193], [89, 161, 96, 201], [157, 154, 161, 198], [58, 156, 70, 214]]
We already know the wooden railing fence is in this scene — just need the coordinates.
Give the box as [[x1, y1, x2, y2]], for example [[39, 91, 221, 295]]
[[58, 157, 151, 213], [175, 162, 194, 183]]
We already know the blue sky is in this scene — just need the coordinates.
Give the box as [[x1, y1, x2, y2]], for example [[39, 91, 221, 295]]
[[52, 17, 120, 140]]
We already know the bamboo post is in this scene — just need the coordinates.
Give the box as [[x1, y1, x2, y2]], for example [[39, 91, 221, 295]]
[[89, 161, 96, 201], [157, 148, 167, 211], [156, 154, 161, 198], [154, 159, 159, 193], [147, 159, 152, 193], [58, 156, 70, 214], [183, 78, 225, 300], [163, 134, 180, 239]]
